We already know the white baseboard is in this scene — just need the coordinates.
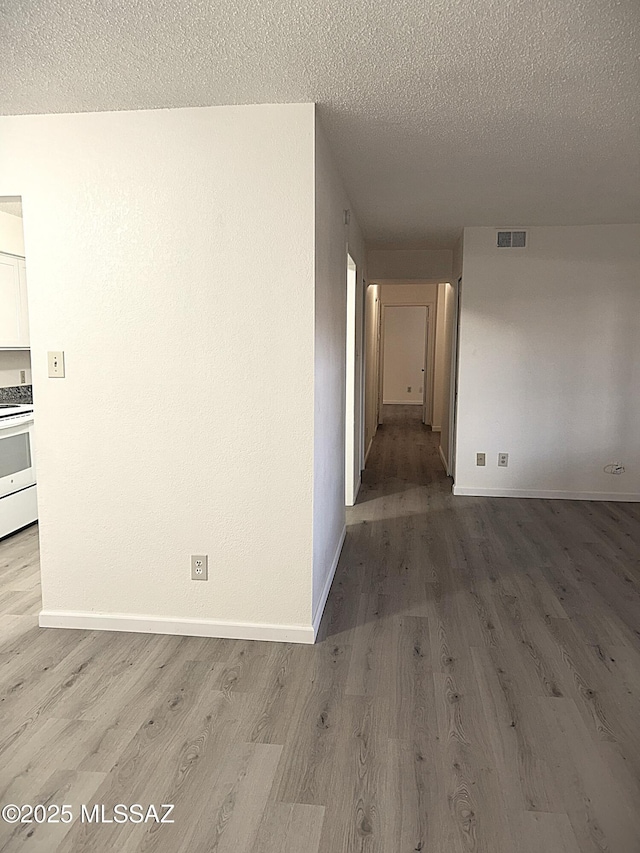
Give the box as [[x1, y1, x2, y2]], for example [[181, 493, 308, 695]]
[[39, 610, 315, 644], [383, 400, 423, 405], [312, 524, 346, 638], [452, 486, 640, 502], [438, 445, 449, 474]]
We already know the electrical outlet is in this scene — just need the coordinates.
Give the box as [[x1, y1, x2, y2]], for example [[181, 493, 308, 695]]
[[476, 452, 486, 466], [498, 453, 509, 467], [407, 386, 412, 393], [19, 370, 26, 384], [190, 554, 208, 581]]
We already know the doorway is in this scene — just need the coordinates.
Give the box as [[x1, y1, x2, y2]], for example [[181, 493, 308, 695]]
[[0, 196, 36, 541], [345, 254, 359, 506]]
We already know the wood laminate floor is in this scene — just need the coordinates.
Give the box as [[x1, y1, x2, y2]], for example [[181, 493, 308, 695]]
[[1, 405, 640, 852]]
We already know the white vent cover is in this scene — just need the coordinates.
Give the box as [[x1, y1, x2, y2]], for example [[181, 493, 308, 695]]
[[497, 230, 527, 248]]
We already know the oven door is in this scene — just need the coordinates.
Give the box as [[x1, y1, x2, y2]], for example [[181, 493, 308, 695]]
[[0, 420, 36, 500]]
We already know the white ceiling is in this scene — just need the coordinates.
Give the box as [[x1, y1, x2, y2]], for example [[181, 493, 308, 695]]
[[2, 0, 639, 247]]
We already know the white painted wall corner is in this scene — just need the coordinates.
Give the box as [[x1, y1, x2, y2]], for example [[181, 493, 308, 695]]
[[312, 524, 346, 638]]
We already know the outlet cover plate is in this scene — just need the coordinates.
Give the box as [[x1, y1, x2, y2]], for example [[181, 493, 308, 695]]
[[190, 555, 208, 581], [476, 452, 486, 466], [498, 453, 509, 468]]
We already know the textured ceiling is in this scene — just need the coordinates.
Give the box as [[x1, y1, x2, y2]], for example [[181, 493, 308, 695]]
[[2, 0, 639, 246]]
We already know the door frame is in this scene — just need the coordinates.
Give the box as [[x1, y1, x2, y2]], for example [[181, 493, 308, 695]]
[[448, 277, 462, 479], [345, 253, 359, 506], [359, 278, 367, 473]]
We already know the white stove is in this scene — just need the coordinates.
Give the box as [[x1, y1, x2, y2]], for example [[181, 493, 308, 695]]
[[0, 403, 34, 425], [0, 403, 37, 538]]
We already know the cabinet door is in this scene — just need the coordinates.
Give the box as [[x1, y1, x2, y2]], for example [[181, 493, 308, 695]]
[[0, 255, 23, 346], [17, 259, 30, 346]]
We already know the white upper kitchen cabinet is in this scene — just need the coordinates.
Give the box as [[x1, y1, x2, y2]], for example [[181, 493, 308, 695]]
[[0, 253, 29, 348]]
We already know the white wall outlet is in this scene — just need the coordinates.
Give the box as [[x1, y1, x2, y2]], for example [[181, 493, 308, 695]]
[[476, 452, 486, 466], [498, 452, 509, 467], [190, 554, 208, 581], [19, 370, 26, 384], [47, 351, 65, 378]]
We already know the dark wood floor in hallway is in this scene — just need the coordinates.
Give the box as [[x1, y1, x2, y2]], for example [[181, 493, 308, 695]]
[[1, 404, 640, 852]]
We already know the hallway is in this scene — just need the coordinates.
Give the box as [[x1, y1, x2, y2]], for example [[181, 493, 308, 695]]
[[0, 406, 639, 852]]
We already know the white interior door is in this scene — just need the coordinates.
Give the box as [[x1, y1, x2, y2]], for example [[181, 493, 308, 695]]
[[382, 305, 428, 406]]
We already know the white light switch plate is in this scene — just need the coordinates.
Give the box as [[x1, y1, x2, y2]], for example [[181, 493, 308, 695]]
[[48, 351, 65, 378]]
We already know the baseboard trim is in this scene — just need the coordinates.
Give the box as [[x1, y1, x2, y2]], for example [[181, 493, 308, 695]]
[[438, 445, 449, 474], [452, 486, 640, 502], [382, 400, 423, 406], [312, 524, 346, 638], [39, 610, 315, 644]]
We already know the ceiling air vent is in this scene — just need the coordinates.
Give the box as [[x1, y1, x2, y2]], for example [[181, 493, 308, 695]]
[[497, 230, 527, 248]]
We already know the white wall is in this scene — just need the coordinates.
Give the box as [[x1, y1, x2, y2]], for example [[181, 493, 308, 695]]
[[379, 282, 438, 305], [313, 117, 365, 625], [368, 248, 452, 280], [0, 210, 25, 256], [0, 350, 31, 388], [437, 282, 457, 471], [455, 225, 640, 500], [382, 306, 427, 404], [0, 103, 320, 641], [452, 232, 463, 283]]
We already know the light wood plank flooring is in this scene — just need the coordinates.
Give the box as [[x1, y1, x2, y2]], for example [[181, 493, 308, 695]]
[[1, 404, 639, 852]]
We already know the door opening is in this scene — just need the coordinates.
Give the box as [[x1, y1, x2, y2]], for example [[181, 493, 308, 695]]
[[345, 254, 358, 506], [0, 196, 36, 541]]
